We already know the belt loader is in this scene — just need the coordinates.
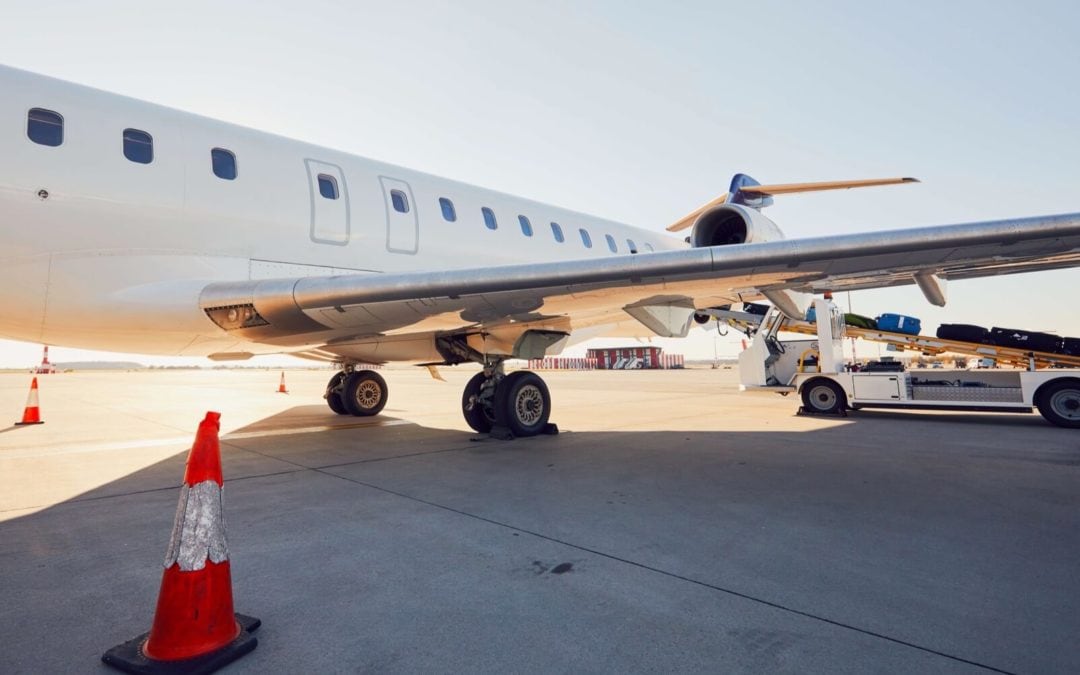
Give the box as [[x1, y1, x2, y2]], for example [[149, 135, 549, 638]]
[[736, 299, 1080, 429]]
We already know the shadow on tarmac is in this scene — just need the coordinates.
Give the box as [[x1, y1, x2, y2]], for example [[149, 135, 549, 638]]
[[1, 406, 1078, 673]]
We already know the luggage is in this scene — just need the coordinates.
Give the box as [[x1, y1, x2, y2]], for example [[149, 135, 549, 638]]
[[1058, 337, 1080, 356], [743, 302, 769, 316], [844, 313, 877, 329], [989, 327, 1061, 353], [936, 323, 990, 343], [876, 313, 921, 335]]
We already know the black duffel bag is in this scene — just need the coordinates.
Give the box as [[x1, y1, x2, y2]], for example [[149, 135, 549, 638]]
[[936, 324, 990, 343], [989, 327, 1061, 353]]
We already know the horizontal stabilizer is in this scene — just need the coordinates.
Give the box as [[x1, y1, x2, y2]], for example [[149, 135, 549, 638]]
[[739, 177, 918, 196], [666, 177, 918, 232]]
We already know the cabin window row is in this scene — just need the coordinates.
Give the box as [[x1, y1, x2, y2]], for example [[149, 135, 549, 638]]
[[26, 108, 238, 180], [435, 196, 653, 253], [26, 107, 656, 253]]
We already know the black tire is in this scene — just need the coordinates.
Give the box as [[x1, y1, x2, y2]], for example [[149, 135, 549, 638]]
[[1035, 379, 1080, 429], [342, 370, 388, 417], [325, 372, 349, 415], [801, 378, 846, 415], [494, 371, 551, 437], [461, 372, 497, 433]]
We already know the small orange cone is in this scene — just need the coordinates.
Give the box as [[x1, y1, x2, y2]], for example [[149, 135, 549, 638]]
[[102, 412, 260, 673], [276, 371, 288, 394], [15, 377, 44, 425]]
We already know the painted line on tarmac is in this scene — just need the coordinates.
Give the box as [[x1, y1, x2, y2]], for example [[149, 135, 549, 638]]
[[0, 419, 412, 460]]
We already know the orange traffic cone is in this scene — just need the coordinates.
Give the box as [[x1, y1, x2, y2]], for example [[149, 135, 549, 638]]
[[276, 371, 288, 394], [15, 377, 44, 425], [102, 412, 260, 673]]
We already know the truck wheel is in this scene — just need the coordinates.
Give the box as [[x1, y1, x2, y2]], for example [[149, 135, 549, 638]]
[[801, 378, 846, 415], [1036, 380, 1080, 428]]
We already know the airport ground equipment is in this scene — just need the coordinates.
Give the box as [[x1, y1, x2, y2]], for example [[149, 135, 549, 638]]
[[736, 299, 1080, 428], [14, 377, 44, 425], [102, 412, 261, 674]]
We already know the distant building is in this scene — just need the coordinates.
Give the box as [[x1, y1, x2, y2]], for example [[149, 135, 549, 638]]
[[585, 346, 684, 370]]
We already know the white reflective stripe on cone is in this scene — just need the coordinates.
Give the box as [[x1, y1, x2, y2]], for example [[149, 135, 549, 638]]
[[163, 480, 229, 571]]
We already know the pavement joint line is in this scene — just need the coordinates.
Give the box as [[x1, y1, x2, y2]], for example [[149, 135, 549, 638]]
[[0, 419, 414, 459], [0, 437, 475, 514], [312, 467, 1018, 675]]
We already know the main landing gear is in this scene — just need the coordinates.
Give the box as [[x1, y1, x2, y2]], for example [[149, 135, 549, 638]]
[[325, 368, 388, 417], [461, 363, 552, 437], [325, 361, 553, 438], [324, 358, 552, 436]]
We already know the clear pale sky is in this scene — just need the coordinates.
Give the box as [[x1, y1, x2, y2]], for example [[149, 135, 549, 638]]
[[1, 1, 1078, 367]]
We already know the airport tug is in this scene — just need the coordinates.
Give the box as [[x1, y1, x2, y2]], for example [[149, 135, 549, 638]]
[[735, 299, 1080, 428]]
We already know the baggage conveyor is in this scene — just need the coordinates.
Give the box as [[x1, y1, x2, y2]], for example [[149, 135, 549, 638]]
[[706, 306, 1080, 369], [780, 321, 1080, 370]]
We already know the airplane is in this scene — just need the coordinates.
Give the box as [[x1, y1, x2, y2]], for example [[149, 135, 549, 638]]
[[2, 64, 1080, 437]]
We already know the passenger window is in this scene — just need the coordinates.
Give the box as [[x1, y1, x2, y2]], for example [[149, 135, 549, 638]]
[[605, 234, 618, 253], [626, 239, 638, 254], [550, 222, 565, 243], [318, 174, 339, 199], [27, 108, 64, 146], [211, 148, 237, 180], [579, 228, 593, 248], [643, 242, 655, 252], [518, 215, 533, 237], [391, 189, 409, 213], [440, 197, 457, 222], [123, 128, 153, 164], [482, 207, 498, 230]]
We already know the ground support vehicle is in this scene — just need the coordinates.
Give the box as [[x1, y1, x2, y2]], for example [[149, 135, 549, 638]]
[[735, 299, 1080, 428]]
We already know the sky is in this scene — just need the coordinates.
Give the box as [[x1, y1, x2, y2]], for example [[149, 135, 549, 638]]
[[0, 1, 1078, 367]]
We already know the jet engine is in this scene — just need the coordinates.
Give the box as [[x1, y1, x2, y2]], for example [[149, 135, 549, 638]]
[[688, 203, 785, 248]]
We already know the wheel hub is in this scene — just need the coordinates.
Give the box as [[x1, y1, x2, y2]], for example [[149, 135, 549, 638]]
[[1050, 390, 1080, 420], [515, 385, 544, 425], [357, 381, 382, 408], [812, 386, 836, 409]]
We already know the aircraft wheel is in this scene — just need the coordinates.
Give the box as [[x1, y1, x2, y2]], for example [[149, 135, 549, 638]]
[[461, 372, 497, 433], [342, 370, 389, 417], [494, 371, 551, 437], [1036, 379, 1080, 428], [325, 372, 349, 415], [801, 378, 846, 415]]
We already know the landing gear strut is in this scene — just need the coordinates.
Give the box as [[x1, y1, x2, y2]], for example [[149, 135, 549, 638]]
[[460, 361, 552, 437], [325, 368, 389, 417]]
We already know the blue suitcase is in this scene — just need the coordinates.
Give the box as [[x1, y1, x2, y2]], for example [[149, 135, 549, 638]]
[[876, 313, 921, 335]]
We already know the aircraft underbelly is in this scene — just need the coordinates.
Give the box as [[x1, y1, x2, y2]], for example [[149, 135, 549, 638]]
[[37, 251, 249, 355]]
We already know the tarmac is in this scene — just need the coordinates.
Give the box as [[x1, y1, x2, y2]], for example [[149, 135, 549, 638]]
[[1, 366, 1078, 674]]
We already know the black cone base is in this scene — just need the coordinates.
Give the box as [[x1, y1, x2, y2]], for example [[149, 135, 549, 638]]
[[101, 613, 260, 675]]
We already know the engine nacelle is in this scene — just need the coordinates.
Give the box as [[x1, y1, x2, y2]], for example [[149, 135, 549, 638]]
[[688, 203, 785, 248]]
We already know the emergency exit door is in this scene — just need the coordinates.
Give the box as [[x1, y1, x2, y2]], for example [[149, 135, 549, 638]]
[[379, 176, 419, 254], [305, 159, 350, 245]]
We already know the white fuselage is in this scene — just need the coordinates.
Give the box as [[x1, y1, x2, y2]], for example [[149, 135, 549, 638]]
[[0, 65, 685, 357]]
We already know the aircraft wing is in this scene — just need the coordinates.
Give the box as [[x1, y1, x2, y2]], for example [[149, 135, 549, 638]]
[[200, 213, 1080, 357]]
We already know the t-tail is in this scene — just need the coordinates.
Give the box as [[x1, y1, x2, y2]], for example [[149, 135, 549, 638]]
[[666, 174, 918, 232]]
